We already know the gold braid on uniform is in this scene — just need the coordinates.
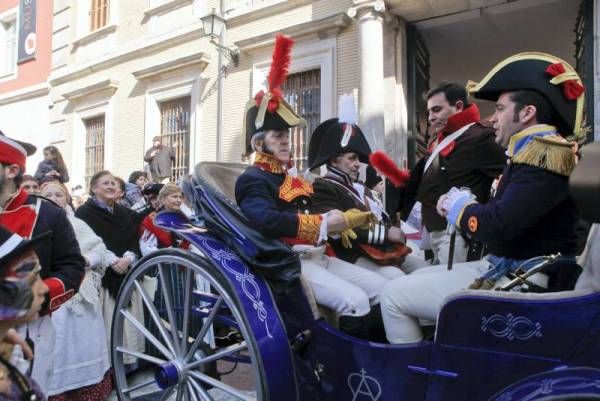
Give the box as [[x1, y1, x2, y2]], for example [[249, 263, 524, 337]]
[[512, 135, 577, 176], [297, 214, 322, 243], [279, 174, 313, 202], [254, 152, 286, 174]]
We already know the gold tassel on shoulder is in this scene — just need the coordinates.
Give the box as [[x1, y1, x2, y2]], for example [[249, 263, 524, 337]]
[[512, 135, 577, 176]]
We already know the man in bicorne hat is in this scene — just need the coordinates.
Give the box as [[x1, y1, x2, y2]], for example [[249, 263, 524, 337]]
[[308, 118, 429, 277], [0, 131, 85, 391], [381, 52, 584, 344], [307, 117, 436, 341], [235, 35, 388, 340]]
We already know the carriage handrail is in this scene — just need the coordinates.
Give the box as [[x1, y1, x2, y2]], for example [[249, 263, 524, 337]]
[[498, 253, 576, 291]]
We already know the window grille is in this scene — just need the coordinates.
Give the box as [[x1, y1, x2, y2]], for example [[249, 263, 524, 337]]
[[84, 115, 105, 188], [282, 68, 321, 171], [90, 0, 109, 31], [1, 19, 16, 75], [160, 97, 191, 182]]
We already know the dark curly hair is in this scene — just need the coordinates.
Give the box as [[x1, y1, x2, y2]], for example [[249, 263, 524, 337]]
[[128, 170, 148, 184]]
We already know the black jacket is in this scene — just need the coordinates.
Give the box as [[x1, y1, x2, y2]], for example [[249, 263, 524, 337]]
[[75, 199, 140, 298], [311, 172, 389, 263], [416, 123, 506, 231], [1, 191, 85, 314]]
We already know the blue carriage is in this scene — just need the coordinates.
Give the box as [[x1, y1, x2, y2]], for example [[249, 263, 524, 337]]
[[109, 143, 600, 401]]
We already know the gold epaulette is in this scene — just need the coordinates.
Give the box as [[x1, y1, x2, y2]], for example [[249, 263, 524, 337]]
[[512, 135, 577, 176], [279, 174, 313, 202]]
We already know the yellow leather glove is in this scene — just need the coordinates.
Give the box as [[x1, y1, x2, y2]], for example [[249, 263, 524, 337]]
[[340, 229, 357, 249], [342, 208, 377, 230]]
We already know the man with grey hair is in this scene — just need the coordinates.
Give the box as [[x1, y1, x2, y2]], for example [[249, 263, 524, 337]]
[[235, 35, 388, 340]]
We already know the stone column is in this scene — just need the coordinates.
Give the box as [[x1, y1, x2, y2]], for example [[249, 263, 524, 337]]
[[348, 0, 386, 151]]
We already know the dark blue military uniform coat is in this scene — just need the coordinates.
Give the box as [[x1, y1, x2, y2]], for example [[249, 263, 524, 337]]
[[235, 152, 321, 244], [457, 126, 578, 260]]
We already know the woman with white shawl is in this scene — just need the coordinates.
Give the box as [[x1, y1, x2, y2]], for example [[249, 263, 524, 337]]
[[40, 181, 114, 401]]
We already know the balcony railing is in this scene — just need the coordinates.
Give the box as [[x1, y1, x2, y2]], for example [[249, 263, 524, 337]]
[[84, 115, 105, 188]]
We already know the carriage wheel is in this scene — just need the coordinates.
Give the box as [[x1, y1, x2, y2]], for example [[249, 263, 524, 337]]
[[111, 249, 267, 401]]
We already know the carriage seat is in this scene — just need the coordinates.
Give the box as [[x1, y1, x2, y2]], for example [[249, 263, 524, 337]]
[[194, 161, 248, 202], [441, 224, 600, 309], [432, 224, 600, 357], [440, 141, 600, 311], [194, 162, 332, 323]]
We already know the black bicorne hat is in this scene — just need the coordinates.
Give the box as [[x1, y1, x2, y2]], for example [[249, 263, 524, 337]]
[[308, 118, 372, 170], [142, 183, 164, 196], [243, 35, 305, 155], [244, 99, 303, 154], [0, 226, 51, 320], [0, 227, 50, 269], [468, 52, 586, 140]]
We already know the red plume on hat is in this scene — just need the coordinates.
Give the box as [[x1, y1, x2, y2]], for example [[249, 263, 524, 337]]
[[254, 34, 295, 112], [243, 34, 305, 155], [369, 150, 410, 187]]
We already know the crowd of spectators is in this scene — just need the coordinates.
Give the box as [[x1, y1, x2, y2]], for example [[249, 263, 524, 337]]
[[1, 138, 190, 401]]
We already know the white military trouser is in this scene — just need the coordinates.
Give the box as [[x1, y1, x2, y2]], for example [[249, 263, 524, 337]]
[[380, 260, 489, 344], [294, 245, 392, 316], [355, 257, 405, 280], [429, 229, 469, 265], [356, 255, 431, 278]]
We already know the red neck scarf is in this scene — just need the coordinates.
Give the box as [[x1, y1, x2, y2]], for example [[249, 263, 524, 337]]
[[429, 103, 481, 157]]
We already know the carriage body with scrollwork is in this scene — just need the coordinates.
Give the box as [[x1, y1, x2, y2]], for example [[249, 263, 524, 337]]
[[110, 161, 600, 401]]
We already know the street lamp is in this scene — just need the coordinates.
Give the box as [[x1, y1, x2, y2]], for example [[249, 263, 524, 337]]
[[200, 8, 239, 66], [200, 7, 239, 162]]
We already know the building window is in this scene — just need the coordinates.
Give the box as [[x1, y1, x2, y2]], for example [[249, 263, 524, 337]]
[[0, 17, 16, 77], [282, 68, 321, 171], [90, 0, 109, 31], [84, 115, 105, 187], [160, 97, 191, 182]]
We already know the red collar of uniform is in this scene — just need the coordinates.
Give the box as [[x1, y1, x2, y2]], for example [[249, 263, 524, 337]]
[[253, 152, 291, 174], [428, 104, 480, 156], [440, 103, 480, 137], [2, 188, 29, 212], [0, 188, 37, 238]]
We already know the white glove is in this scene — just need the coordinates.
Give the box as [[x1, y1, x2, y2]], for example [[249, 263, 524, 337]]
[[437, 187, 475, 217]]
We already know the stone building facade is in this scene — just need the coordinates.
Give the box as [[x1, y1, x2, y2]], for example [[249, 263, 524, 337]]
[[26, 0, 598, 187]]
